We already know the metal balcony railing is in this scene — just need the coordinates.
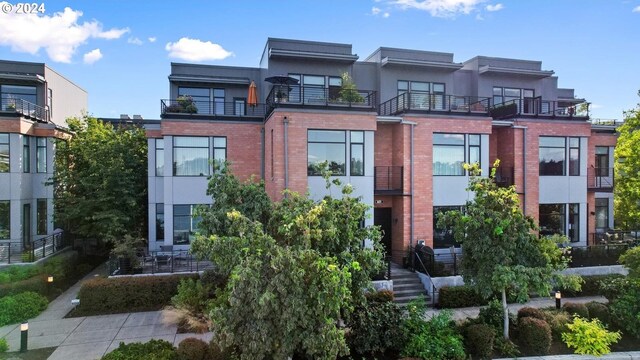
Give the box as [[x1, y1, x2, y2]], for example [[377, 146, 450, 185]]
[[161, 99, 266, 118], [489, 98, 590, 120], [0, 98, 49, 122], [587, 167, 614, 191], [378, 92, 491, 116], [265, 85, 377, 115], [374, 166, 403, 194]]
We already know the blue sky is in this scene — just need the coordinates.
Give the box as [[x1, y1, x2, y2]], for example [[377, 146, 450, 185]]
[[0, 0, 638, 121]]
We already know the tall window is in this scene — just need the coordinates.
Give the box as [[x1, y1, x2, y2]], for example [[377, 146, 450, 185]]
[[213, 89, 225, 115], [173, 137, 209, 176], [23, 136, 30, 173], [156, 203, 164, 241], [0, 200, 9, 239], [155, 139, 164, 176], [595, 198, 609, 230], [539, 204, 565, 237], [569, 137, 580, 176], [539, 137, 566, 176], [308, 130, 346, 176], [398, 81, 445, 110], [36, 137, 46, 173], [493, 87, 534, 113], [36, 199, 47, 235], [568, 203, 579, 242], [0, 133, 9, 172], [433, 133, 465, 176], [595, 147, 609, 176], [178, 87, 210, 114], [302, 75, 325, 104], [233, 98, 246, 116], [468, 134, 481, 168], [47, 88, 53, 120], [173, 205, 201, 245], [433, 206, 463, 249], [350, 131, 364, 176], [1, 85, 37, 110], [328, 76, 342, 100], [212, 137, 227, 172]]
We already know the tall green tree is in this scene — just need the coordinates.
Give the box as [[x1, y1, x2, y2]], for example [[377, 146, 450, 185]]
[[51, 116, 148, 243], [191, 167, 384, 359], [439, 161, 580, 340], [614, 90, 640, 230]]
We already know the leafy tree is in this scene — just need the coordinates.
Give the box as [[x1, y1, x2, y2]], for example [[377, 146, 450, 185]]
[[338, 72, 364, 103], [614, 90, 640, 229], [190, 166, 384, 359], [438, 161, 581, 340], [619, 246, 640, 278], [51, 115, 147, 243]]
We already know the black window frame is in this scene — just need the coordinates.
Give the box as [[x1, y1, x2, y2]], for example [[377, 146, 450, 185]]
[[0, 200, 10, 240], [173, 204, 202, 245], [178, 87, 211, 115], [350, 131, 364, 176], [36, 137, 46, 173], [155, 138, 164, 177], [539, 204, 566, 237], [173, 136, 210, 177], [539, 136, 566, 176], [1, 84, 37, 109], [595, 146, 609, 176], [595, 198, 609, 230], [156, 203, 164, 241], [433, 205, 463, 249], [433, 133, 465, 176], [0, 133, 8, 173], [468, 134, 481, 172], [36, 198, 47, 235], [569, 137, 580, 176], [212, 136, 227, 173], [23, 136, 30, 173], [307, 129, 346, 176], [568, 203, 579, 243]]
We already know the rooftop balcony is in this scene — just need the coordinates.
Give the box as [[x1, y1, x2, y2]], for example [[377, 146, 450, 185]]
[[378, 92, 490, 117], [0, 98, 49, 123], [489, 98, 590, 120], [265, 84, 377, 116], [160, 98, 266, 121]]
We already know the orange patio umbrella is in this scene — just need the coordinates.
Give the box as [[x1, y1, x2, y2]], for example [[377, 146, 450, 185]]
[[247, 80, 258, 107]]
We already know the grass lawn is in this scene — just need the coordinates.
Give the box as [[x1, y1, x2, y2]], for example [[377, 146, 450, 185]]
[[0, 347, 55, 360]]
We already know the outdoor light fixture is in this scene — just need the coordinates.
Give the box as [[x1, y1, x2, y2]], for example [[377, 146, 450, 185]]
[[20, 322, 28, 352], [47, 276, 53, 283], [555, 291, 562, 309]]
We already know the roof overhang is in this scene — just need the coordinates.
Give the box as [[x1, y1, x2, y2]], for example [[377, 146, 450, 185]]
[[558, 98, 586, 104], [0, 73, 45, 83], [381, 57, 463, 71], [168, 75, 249, 85], [479, 65, 554, 78], [269, 48, 358, 63]]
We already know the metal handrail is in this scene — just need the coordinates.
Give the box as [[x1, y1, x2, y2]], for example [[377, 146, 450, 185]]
[[0, 98, 49, 122], [108, 249, 214, 276], [490, 98, 590, 119], [587, 167, 614, 189], [409, 246, 438, 306], [161, 99, 266, 117], [265, 85, 377, 113], [374, 166, 403, 193], [379, 92, 491, 116]]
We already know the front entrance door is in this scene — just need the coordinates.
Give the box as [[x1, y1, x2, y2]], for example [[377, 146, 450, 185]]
[[374, 208, 392, 258], [23, 203, 31, 248]]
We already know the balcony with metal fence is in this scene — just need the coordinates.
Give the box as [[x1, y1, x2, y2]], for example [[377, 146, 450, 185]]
[[374, 166, 403, 195], [160, 98, 266, 121], [265, 84, 377, 116], [379, 92, 491, 117], [489, 98, 590, 120], [0, 98, 49, 123], [587, 167, 614, 191]]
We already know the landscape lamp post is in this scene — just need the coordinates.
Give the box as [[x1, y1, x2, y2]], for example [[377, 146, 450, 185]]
[[47, 275, 53, 297], [20, 322, 28, 352], [555, 291, 562, 309]]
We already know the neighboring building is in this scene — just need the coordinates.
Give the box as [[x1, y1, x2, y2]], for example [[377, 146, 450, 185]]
[[148, 38, 618, 265], [0, 60, 87, 258]]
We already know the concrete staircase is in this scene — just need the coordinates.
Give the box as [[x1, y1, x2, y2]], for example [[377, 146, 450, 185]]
[[390, 263, 430, 305]]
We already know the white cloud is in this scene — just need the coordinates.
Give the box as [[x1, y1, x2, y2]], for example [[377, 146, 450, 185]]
[[485, 3, 503, 11], [372, 6, 382, 14], [148, 37, 157, 43], [633, 5, 640, 12], [83, 48, 102, 64], [476, 13, 484, 20], [165, 37, 233, 62], [383, 12, 391, 17], [127, 37, 143, 46], [0, 4, 129, 63], [388, 0, 485, 17]]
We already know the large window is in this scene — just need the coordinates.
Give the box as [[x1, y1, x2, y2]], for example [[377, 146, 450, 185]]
[[1, 85, 37, 110], [433, 206, 463, 249], [433, 133, 465, 176], [539, 137, 566, 176], [569, 137, 580, 176], [398, 81, 445, 110], [23, 136, 30, 173], [36, 137, 46, 173], [156, 203, 164, 241], [36, 198, 47, 235], [177, 87, 225, 115], [595, 147, 609, 176], [173, 137, 209, 176], [0, 133, 8, 172], [468, 134, 481, 168], [155, 139, 164, 176], [350, 131, 364, 176], [0, 200, 9, 240], [213, 89, 225, 115], [308, 130, 346, 176], [173, 205, 201, 245], [212, 137, 226, 172], [595, 198, 609, 230], [539, 204, 566, 237]]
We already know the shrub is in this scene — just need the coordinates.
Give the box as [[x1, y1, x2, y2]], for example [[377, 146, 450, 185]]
[[0, 337, 8, 353], [76, 274, 197, 316], [347, 296, 404, 354], [0, 275, 46, 298], [401, 303, 466, 360], [562, 317, 621, 356], [563, 302, 589, 319], [517, 317, 552, 355], [0, 291, 49, 326], [601, 277, 640, 338], [478, 300, 509, 334], [585, 301, 610, 324], [0, 265, 40, 284], [101, 340, 177, 360], [176, 338, 210, 360], [561, 274, 623, 297], [463, 323, 495, 359], [209, 339, 232, 360], [493, 337, 519, 358], [541, 309, 572, 341], [365, 289, 394, 303], [172, 279, 210, 315], [619, 246, 640, 278], [517, 307, 545, 321], [200, 268, 228, 291], [438, 286, 485, 308]]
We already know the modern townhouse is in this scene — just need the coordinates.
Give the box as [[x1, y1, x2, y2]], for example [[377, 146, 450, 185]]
[[0, 60, 86, 262], [148, 38, 618, 266]]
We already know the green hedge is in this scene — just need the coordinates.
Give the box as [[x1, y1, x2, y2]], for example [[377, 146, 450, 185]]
[[439, 286, 486, 308], [0, 291, 49, 326], [76, 274, 198, 316], [102, 340, 177, 360], [561, 274, 624, 297]]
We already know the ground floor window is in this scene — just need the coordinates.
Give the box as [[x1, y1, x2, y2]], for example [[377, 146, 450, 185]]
[[36, 199, 47, 235], [433, 206, 463, 249], [539, 204, 565, 237], [0, 200, 9, 239], [595, 198, 609, 230], [156, 204, 164, 241], [173, 205, 201, 245]]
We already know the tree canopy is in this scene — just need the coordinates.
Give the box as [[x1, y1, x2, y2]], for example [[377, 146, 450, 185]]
[[51, 116, 147, 243], [614, 90, 640, 230]]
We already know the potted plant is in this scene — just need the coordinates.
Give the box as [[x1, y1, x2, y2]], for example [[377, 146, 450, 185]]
[[275, 89, 288, 103], [5, 102, 16, 111], [338, 72, 364, 104]]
